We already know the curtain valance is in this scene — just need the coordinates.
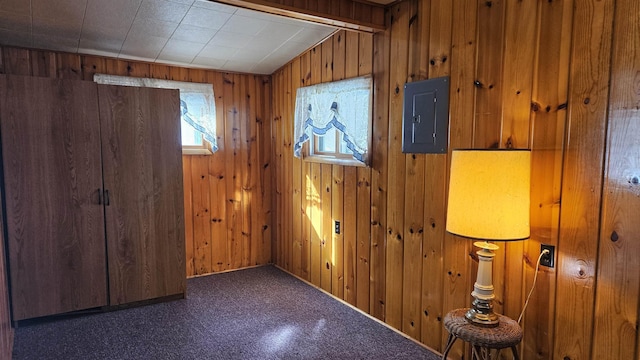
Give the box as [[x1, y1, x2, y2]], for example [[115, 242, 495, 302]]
[[293, 76, 372, 164]]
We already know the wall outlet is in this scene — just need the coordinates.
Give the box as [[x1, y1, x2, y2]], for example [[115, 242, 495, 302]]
[[540, 244, 555, 268], [335, 221, 341, 234]]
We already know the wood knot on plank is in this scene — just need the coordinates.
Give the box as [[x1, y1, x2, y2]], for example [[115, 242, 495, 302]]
[[505, 137, 514, 149], [583, 97, 590, 104], [485, 1, 493, 7], [474, 80, 483, 88], [531, 102, 541, 112], [611, 231, 619, 242], [409, 14, 418, 26]]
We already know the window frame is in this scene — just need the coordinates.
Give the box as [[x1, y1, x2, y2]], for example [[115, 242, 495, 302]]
[[294, 75, 373, 168], [300, 126, 372, 168]]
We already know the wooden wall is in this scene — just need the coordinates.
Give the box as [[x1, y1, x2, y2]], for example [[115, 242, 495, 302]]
[[272, 0, 640, 359], [0, 46, 272, 282]]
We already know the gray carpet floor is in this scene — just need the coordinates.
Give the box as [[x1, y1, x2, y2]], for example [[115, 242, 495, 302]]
[[12, 265, 441, 359]]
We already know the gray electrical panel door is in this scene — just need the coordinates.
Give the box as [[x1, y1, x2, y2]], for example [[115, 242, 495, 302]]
[[402, 76, 449, 154]]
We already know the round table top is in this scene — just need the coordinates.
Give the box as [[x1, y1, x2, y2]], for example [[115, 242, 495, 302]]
[[444, 308, 523, 349]]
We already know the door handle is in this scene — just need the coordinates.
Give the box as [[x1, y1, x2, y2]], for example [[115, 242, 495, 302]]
[[98, 189, 102, 205], [104, 189, 110, 206]]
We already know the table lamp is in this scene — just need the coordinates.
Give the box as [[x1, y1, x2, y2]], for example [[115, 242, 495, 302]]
[[446, 149, 531, 327]]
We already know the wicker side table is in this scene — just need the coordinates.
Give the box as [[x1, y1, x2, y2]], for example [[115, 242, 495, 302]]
[[442, 308, 523, 360]]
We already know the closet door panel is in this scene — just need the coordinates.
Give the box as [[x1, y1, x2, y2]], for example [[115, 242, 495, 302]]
[[0, 75, 107, 320], [98, 85, 185, 305]]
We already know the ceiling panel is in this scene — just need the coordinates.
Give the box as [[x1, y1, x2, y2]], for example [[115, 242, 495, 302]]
[[0, 0, 337, 75]]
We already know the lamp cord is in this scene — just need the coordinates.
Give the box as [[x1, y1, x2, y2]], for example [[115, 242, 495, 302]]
[[517, 249, 550, 324]]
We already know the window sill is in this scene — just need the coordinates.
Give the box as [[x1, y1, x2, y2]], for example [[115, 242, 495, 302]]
[[182, 145, 213, 155], [302, 154, 369, 168]]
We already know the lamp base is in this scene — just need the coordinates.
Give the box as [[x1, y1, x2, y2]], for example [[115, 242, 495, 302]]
[[465, 299, 499, 327], [466, 241, 500, 328]]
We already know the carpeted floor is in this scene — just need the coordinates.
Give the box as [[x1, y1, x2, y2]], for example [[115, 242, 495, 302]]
[[12, 265, 441, 359]]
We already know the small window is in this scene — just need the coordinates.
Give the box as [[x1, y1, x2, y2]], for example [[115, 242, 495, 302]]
[[293, 76, 373, 167], [181, 119, 213, 155], [311, 128, 351, 159]]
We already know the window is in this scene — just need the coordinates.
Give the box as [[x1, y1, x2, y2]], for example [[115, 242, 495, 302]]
[[93, 74, 217, 155], [311, 128, 352, 159], [294, 76, 373, 167]]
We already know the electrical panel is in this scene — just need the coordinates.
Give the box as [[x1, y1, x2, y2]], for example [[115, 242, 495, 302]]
[[402, 76, 449, 154]]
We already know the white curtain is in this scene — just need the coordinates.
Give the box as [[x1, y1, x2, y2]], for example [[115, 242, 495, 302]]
[[293, 76, 372, 164], [94, 74, 217, 151]]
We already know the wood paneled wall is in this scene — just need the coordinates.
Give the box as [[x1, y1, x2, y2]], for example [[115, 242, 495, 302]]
[[272, 1, 640, 359], [0, 47, 272, 276]]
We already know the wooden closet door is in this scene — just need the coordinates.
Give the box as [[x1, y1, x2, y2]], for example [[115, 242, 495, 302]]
[[98, 85, 185, 305], [0, 75, 107, 320]]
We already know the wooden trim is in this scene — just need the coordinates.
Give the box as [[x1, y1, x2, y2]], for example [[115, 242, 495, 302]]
[[213, 0, 386, 32]]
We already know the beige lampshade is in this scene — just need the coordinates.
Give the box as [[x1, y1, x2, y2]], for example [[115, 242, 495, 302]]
[[446, 149, 531, 241]]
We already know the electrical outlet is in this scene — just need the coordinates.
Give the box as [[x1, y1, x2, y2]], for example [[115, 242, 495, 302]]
[[335, 221, 341, 234], [540, 244, 555, 268]]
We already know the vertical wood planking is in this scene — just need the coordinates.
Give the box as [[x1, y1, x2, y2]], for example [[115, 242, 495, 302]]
[[473, 0, 506, 149], [320, 39, 334, 293], [209, 72, 229, 272], [331, 31, 346, 299], [321, 163, 333, 293], [183, 157, 195, 276], [239, 75, 252, 267], [32, 50, 58, 78], [299, 52, 312, 281], [187, 68, 215, 276], [499, 0, 538, 331], [259, 75, 273, 265], [2, 47, 30, 75], [343, 31, 359, 306], [592, 0, 640, 358], [331, 165, 344, 299], [370, 13, 391, 321], [291, 57, 303, 277], [225, 73, 244, 269], [442, 0, 477, 355], [283, 65, 294, 272], [554, 0, 614, 359], [422, 0, 450, 350], [385, 1, 410, 330], [273, 70, 283, 268], [401, 0, 427, 342], [309, 46, 323, 287], [524, 0, 572, 357], [343, 166, 357, 306], [56, 53, 82, 80], [356, 32, 373, 314]]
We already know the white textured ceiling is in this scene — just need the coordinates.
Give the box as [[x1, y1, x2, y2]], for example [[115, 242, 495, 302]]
[[0, 0, 338, 74]]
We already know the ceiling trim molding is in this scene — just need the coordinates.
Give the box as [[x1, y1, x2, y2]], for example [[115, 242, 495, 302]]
[[211, 0, 387, 32]]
